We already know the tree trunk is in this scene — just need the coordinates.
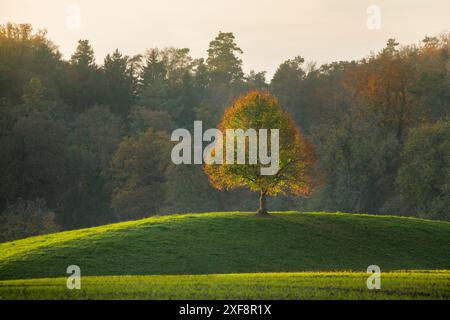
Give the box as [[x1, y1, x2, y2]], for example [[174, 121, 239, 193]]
[[257, 190, 268, 215]]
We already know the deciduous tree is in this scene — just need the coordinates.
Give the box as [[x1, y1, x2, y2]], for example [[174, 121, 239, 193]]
[[204, 91, 317, 214]]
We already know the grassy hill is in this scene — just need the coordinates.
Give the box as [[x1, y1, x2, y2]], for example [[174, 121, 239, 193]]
[[1, 211, 449, 281]]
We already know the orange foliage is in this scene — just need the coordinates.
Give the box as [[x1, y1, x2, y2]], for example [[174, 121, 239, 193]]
[[204, 90, 318, 197]]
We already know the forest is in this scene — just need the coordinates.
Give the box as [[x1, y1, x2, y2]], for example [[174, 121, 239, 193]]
[[0, 22, 449, 241]]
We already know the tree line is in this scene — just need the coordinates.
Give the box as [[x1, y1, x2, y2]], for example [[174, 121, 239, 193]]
[[0, 22, 448, 241]]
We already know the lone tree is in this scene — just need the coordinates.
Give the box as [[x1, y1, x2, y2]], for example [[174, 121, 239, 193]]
[[204, 91, 317, 215]]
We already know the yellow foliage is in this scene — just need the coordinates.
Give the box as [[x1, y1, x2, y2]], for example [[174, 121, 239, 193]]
[[204, 91, 317, 197]]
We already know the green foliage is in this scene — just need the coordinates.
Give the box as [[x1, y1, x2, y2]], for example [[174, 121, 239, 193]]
[[102, 49, 136, 115], [70, 39, 95, 68], [0, 23, 63, 103], [138, 48, 199, 127], [110, 129, 172, 219], [245, 70, 268, 91], [67, 39, 99, 111], [0, 198, 58, 243], [70, 105, 124, 167], [22, 77, 46, 105], [205, 91, 317, 213], [127, 106, 173, 135], [397, 120, 450, 219], [0, 113, 69, 212], [270, 56, 307, 126], [289, 35, 450, 218], [207, 32, 244, 85], [312, 115, 400, 213], [61, 145, 106, 228], [163, 165, 223, 214]]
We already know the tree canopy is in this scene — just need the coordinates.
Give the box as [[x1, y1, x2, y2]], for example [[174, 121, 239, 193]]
[[204, 91, 317, 214]]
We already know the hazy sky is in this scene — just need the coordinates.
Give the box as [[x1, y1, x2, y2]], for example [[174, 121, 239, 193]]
[[1, 0, 449, 78]]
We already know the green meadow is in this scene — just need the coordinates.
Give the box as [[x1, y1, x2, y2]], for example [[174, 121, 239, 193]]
[[1, 271, 449, 300], [1, 212, 449, 299]]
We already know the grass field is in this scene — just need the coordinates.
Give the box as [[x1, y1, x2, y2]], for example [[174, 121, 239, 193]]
[[0, 271, 449, 300], [0, 211, 449, 299]]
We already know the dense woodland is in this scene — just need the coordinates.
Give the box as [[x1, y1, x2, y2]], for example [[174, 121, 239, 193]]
[[0, 23, 449, 241]]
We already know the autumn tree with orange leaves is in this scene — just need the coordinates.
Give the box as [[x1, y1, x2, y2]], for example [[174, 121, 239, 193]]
[[204, 91, 317, 215]]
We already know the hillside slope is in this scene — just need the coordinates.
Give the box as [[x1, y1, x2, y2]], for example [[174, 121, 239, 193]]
[[0, 212, 449, 280]]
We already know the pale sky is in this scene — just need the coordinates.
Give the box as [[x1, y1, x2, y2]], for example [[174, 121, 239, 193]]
[[1, 0, 449, 78]]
